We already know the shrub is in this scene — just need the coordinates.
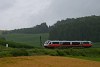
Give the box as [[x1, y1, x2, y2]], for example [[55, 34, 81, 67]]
[[0, 51, 12, 57], [10, 49, 29, 56], [56, 50, 66, 56]]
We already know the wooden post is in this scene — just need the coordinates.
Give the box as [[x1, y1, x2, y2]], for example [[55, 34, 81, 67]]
[[40, 36, 42, 47]]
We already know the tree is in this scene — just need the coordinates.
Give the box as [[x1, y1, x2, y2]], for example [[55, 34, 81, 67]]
[[49, 15, 100, 42]]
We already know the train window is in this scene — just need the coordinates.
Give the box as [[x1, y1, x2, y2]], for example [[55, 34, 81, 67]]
[[62, 42, 70, 45], [83, 42, 89, 44], [52, 42, 59, 44], [72, 42, 80, 45]]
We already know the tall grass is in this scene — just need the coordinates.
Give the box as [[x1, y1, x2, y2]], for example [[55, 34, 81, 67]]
[[28, 48, 100, 57], [0, 47, 100, 61]]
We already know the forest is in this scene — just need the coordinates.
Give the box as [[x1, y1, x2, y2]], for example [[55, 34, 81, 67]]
[[49, 15, 100, 42], [3, 23, 49, 34]]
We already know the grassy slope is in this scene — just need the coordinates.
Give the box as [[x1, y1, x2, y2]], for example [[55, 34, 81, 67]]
[[3, 33, 49, 47]]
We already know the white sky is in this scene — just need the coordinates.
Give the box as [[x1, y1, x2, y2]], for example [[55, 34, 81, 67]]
[[0, 0, 100, 30]]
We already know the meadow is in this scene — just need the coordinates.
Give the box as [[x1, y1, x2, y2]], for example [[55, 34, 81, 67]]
[[3, 33, 49, 47], [0, 33, 100, 62]]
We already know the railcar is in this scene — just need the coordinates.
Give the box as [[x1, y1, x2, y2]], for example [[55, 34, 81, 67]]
[[44, 40, 92, 48]]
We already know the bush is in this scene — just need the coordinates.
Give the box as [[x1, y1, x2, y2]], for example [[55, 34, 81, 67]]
[[56, 49, 66, 56], [47, 49, 58, 56], [10, 49, 29, 56], [0, 48, 100, 58], [0, 51, 12, 57]]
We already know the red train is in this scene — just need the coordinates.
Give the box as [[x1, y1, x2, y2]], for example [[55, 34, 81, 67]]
[[44, 40, 92, 48]]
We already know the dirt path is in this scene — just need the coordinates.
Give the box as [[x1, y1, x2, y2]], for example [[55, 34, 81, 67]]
[[0, 56, 100, 67]]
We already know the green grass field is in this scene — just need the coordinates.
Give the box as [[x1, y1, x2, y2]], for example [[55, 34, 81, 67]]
[[3, 33, 49, 47], [2, 33, 100, 48]]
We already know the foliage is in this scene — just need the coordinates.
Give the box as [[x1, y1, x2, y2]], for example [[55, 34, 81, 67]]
[[49, 15, 100, 42], [3, 23, 49, 34], [28, 48, 100, 58], [0, 51, 12, 58], [10, 49, 29, 56], [0, 47, 100, 61], [0, 48, 29, 57]]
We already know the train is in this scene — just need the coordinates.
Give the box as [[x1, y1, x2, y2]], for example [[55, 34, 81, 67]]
[[44, 40, 92, 48]]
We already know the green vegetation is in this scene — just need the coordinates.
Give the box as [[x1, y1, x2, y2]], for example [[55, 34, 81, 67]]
[[3, 33, 49, 47], [0, 40, 34, 48], [23, 48, 100, 61], [0, 15, 100, 62], [0, 47, 100, 61], [0, 48, 29, 57], [93, 42, 100, 48], [49, 15, 100, 42], [0, 34, 34, 48], [3, 23, 49, 34], [10, 49, 29, 56]]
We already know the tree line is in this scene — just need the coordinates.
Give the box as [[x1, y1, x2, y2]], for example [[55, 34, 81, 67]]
[[2, 15, 100, 42], [49, 15, 100, 42], [3, 23, 49, 34]]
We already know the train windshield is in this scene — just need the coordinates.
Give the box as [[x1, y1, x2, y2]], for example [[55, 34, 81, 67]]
[[44, 41, 50, 44]]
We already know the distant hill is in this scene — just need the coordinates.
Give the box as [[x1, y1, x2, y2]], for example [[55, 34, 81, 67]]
[[49, 15, 100, 42], [3, 23, 49, 34]]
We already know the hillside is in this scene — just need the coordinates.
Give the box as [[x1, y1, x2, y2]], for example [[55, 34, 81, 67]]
[[49, 15, 100, 42], [3, 33, 49, 47]]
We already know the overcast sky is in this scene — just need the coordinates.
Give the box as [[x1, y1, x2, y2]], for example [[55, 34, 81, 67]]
[[0, 0, 100, 30]]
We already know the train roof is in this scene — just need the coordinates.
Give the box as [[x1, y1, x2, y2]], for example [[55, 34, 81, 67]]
[[46, 40, 91, 42]]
